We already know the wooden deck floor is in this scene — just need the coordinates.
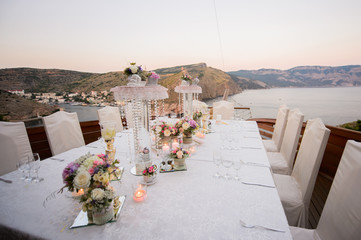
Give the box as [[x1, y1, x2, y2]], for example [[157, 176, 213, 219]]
[[308, 173, 333, 229]]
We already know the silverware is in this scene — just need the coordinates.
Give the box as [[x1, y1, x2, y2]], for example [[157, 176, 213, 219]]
[[244, 162, 270, 168], [49, 157, 64, 162], [0, 178, 12, 183], [85, 145, 98, 149], [241, 146, 262, 149], [239, 219, 285, 232], [241, 181, 275, 188]]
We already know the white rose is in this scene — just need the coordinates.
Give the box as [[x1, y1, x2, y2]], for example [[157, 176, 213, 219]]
[[156, 126, 162, 133], [91, 188, 105, 201], [164, 129, 171, 137], [182, 122, 190, 130], [176, 150, 183, 159], [130, 65, 138, 74], [74, 171, 91, 189]]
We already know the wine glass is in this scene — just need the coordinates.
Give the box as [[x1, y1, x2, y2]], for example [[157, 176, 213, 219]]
[[213, 150, 222, 178], [222, 153, 234, 180], [32, 153, 43, 183], [24, 154, 35, 182], [17, 158, 27, 180], [233, 158, 243, 181]]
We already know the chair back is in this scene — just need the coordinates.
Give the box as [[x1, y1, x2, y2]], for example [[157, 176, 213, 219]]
[[0, 121, 32, 175], [279, 108, 304, 174], [43, 111, 85, 155], [272, 104, 289, 151], [212, 100, 234, 120], [316, 140, 361, 240], [97, 106, 123, 132], [291, 118, 330, 224]]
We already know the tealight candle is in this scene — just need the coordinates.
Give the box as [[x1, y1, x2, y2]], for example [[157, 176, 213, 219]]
[[172, 139, 179, 150], [162, 143, 170, 154], [78, 188, 84, 195], [195, 132, 205, 138], [133, 184, 147, 202]]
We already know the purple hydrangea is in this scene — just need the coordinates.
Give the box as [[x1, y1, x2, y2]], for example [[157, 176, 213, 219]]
[[189, 119, 197, 128], [62, 162, 80, 182]]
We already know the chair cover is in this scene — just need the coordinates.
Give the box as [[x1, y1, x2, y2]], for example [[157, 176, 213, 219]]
[[43, 111, 85, 155], [97, 106, 123, 132], [193, 100, 209, 114], [268, 108, 304, 174], [0, 121, 33, 176], [263, 104, 289, 152], [212, 100, 234, 120], [290, 140, 361, 240], [274, 118, 330, 227]]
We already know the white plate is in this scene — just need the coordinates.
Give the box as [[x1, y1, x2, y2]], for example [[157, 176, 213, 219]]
[[130, 166, 142, 176]]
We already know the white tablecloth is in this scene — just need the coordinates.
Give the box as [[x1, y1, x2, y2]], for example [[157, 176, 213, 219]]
[[0, 121, 292, 240]]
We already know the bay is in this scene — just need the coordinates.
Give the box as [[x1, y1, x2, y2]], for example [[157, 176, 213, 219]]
[[61, 87, 361, 127], [207, 86, 361, 126]]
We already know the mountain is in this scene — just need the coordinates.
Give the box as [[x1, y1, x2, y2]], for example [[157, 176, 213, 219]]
[[228, 65, 361, 87], [0, 63, 249, 103], [0, 68, 95, 92]]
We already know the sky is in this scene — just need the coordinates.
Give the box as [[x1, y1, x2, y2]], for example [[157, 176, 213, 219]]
[[1, 0, 361, 73]]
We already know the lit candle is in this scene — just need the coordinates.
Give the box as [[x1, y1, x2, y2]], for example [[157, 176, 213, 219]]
[[172, 139, 179, 150], [78, 188, 84, 195], [190, 146, 196, 154], [133, 185, 147, 202], [162, 143, 170, 154], [195, 132, 205, 138]]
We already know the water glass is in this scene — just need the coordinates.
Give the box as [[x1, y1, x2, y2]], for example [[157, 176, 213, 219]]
[[233, 158, 243, 181], [32, 153, 43, 183], [222, 154, 234, 180], [213, 150, 222, 178], [17, 158, 27, 180], [24, 155, 35, 182]]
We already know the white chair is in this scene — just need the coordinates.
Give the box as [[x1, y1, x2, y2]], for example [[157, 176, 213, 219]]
[[43, 111, 85, 155], [273, 118, 330, 227], [290, 140, 361, 239], [212, 100, 234, 120], [267, 108, 304, 175], [263, 104, 289, 152], [97, 106, 123, 132], [0, 121, 33, 176]]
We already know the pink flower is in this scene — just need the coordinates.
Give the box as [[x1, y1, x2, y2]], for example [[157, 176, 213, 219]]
[[143, 169, 147, 174], [89, 168, 94, 175], [149, 166, 153, 171]]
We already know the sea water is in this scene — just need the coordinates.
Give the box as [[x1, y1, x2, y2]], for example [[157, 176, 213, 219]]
[[61, 87, 361, 127]]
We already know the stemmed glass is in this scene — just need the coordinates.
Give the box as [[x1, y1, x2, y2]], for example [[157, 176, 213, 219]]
[[222, 153, 234, 180], [24, 154, 35, 182], [233, 158, 243, 181], [32, 153, 43, 183], [213, 150, 222, 178], [17, 158, 27, 180]]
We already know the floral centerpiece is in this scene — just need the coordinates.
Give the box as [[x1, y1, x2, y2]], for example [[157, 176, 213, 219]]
[[193, 111, 203, 121], [61, 153, 119, 225], [174, 118, 199, 144], [142, 164, 157, 183], [146, 71, 160, 85], [169, 147, 189, 170], [153, 121, 179, 138], [123, 62, 147, 86], [124, 62, 143, 76], [181, 73, 192, 86]]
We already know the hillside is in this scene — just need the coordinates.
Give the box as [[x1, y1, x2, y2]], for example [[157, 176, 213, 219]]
[[0, 90, 58, 121], [229, 65, 361, 87], [0, 68, 96, 92]]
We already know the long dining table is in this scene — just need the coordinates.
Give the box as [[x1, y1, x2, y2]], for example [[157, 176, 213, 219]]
[[0, 120, 292, 240]]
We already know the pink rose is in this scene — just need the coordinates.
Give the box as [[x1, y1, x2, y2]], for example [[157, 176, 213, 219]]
[[89, 168, 94, 175]]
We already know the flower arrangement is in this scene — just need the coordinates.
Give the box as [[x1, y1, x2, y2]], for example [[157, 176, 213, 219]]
[[142, 164, 157, 176], [170, 147, 189, 160], [193, 111, 203, 121], [152, 121, 179, 138], [181, 73, 192, 82], [61, 153, 119, 212], [148, 71, 160, 80], [124, 62, 143, 76], [174, 118, 199, 136]]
